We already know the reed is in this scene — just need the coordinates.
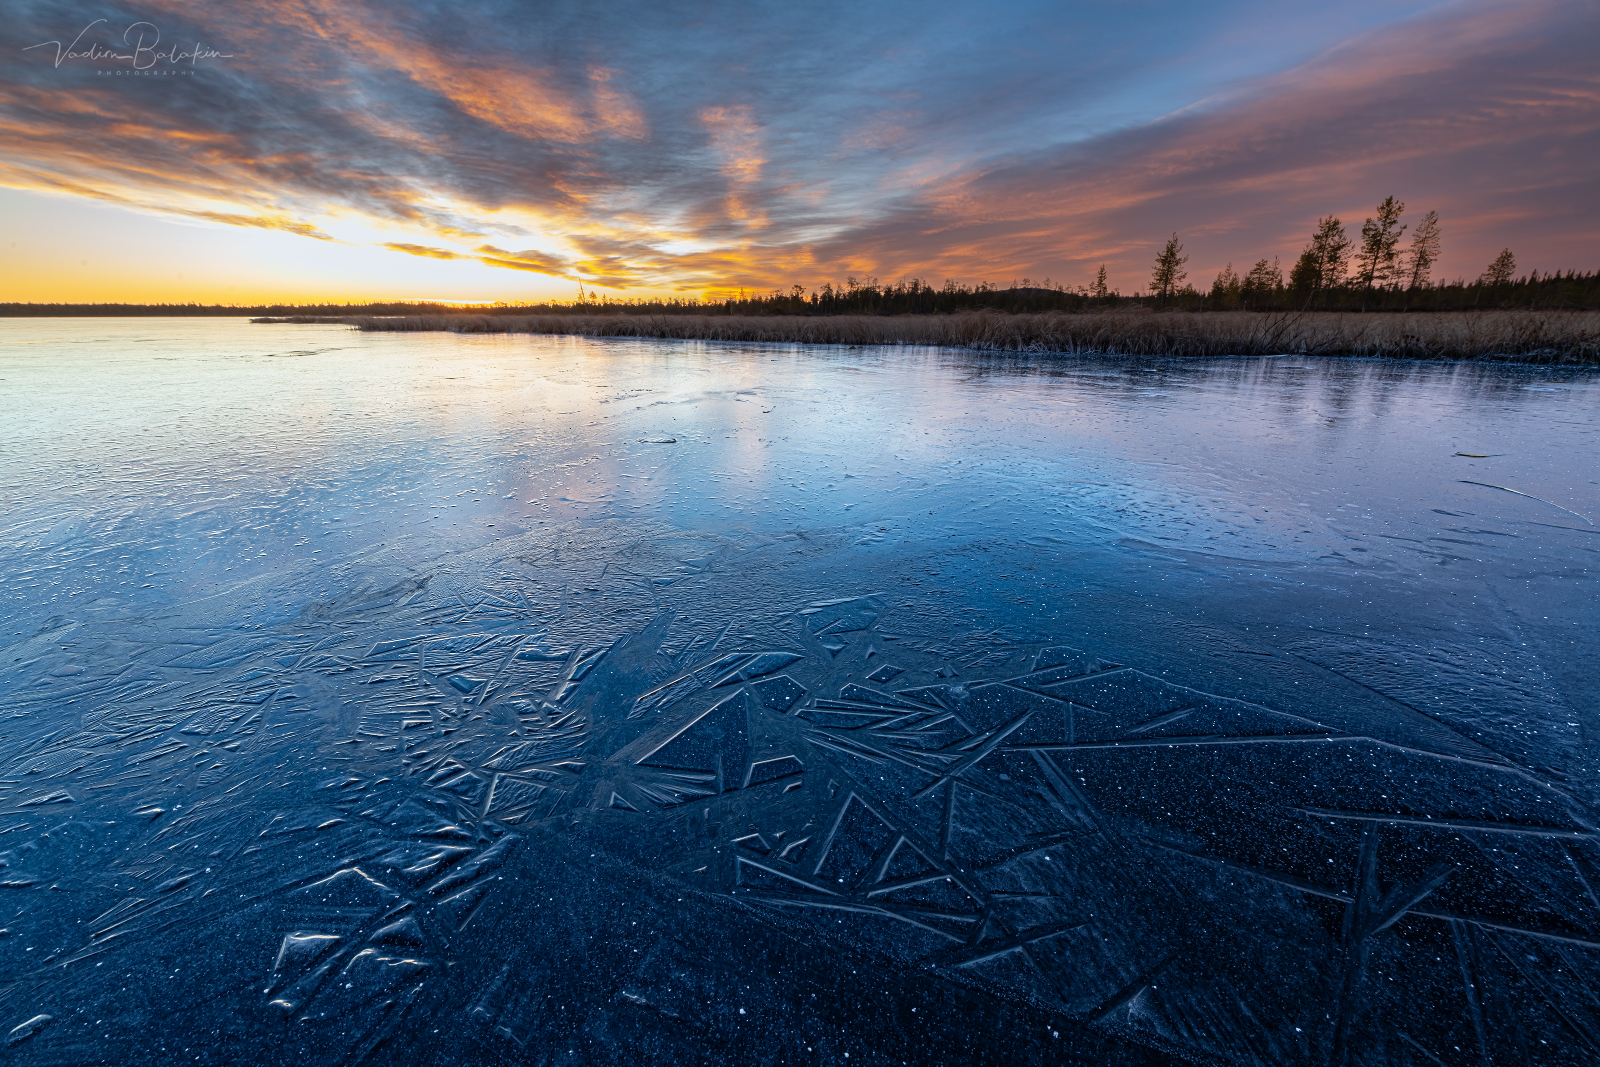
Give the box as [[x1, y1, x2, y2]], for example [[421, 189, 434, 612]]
[[255, 308, 1600, 362]]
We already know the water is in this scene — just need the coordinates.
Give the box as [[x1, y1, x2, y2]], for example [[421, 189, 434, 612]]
[[1, 318, 1596, 1065]]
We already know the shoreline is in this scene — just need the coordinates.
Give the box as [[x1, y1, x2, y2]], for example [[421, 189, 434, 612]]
[[252, 309, 1600, 363]]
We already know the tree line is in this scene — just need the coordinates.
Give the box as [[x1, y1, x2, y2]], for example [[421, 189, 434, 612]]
[[4, 199, 1594, 318], [1144, 197, 1576, 312], [12, 265, 1595, 321]]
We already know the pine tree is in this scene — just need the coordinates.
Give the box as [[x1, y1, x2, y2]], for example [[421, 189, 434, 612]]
[[1091, 264, 1109, 300], [1289, 216, 1350, 307], [1149, 234, 1188, 304], [1210, 263, 1240, 309], [1355, 196, 1407, 307], [1480, 248, 1516, 286], [1404, 210, 1441, 290], [1242, 258, 1282, 308]]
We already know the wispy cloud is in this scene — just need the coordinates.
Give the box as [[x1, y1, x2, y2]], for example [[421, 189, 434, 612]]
[[382, 242, 462, 260], [385, 240, 572, 277], [473, 245, 571, 276]]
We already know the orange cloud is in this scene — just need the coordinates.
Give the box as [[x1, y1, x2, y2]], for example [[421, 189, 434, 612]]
[[383, 241, 463, 259], [701, 104, 768, 226], [276, 1, 647, 145], [181, 210, 334, 240], [384, 241, 571, 278], [473, 244, 571, 276]]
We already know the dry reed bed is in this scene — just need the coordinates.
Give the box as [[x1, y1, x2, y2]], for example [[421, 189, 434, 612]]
[[257, 309, 1600, 362]]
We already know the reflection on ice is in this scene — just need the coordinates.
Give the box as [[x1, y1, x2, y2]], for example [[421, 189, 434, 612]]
[[0, 319, 1596, 1065]]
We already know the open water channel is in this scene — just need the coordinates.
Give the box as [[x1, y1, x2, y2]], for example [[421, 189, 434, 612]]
[[1, 319, 1597, 1065]]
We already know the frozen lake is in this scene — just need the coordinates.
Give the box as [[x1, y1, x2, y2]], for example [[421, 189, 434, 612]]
[[2, 318, 1597, 1065]]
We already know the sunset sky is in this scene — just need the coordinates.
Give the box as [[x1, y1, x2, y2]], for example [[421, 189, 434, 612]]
[[3, 0, 1596, 304]]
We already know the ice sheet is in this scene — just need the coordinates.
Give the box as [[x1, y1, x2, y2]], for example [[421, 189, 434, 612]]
[[1, 319, 1596, 1065]]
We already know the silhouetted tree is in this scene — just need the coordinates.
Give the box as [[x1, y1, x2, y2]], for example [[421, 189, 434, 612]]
[[1481, 248, 1516, 286], [1210, 263, 1241, 309], [1355, 196, 1406, 308], [1242, 257, 1282, 309], [1091, 264, 1109, 301], [1289, 216, 1350, 307], [1404, 210, 1441, 290], [1149, 234, 1188, 305], [1288, 252, 1317, 296]]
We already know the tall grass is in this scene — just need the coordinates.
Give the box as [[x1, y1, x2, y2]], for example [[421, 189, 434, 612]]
[[254, 308, 1600, 362]]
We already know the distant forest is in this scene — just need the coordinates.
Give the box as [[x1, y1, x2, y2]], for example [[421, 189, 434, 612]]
[[5, 198, 1595, 317]]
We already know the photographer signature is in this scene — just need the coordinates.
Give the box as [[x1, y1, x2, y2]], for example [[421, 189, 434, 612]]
[[24, 18, 233, 69]]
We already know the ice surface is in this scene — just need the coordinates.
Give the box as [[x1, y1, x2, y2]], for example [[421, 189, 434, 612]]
[[0, 319, 1596, 1064]]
